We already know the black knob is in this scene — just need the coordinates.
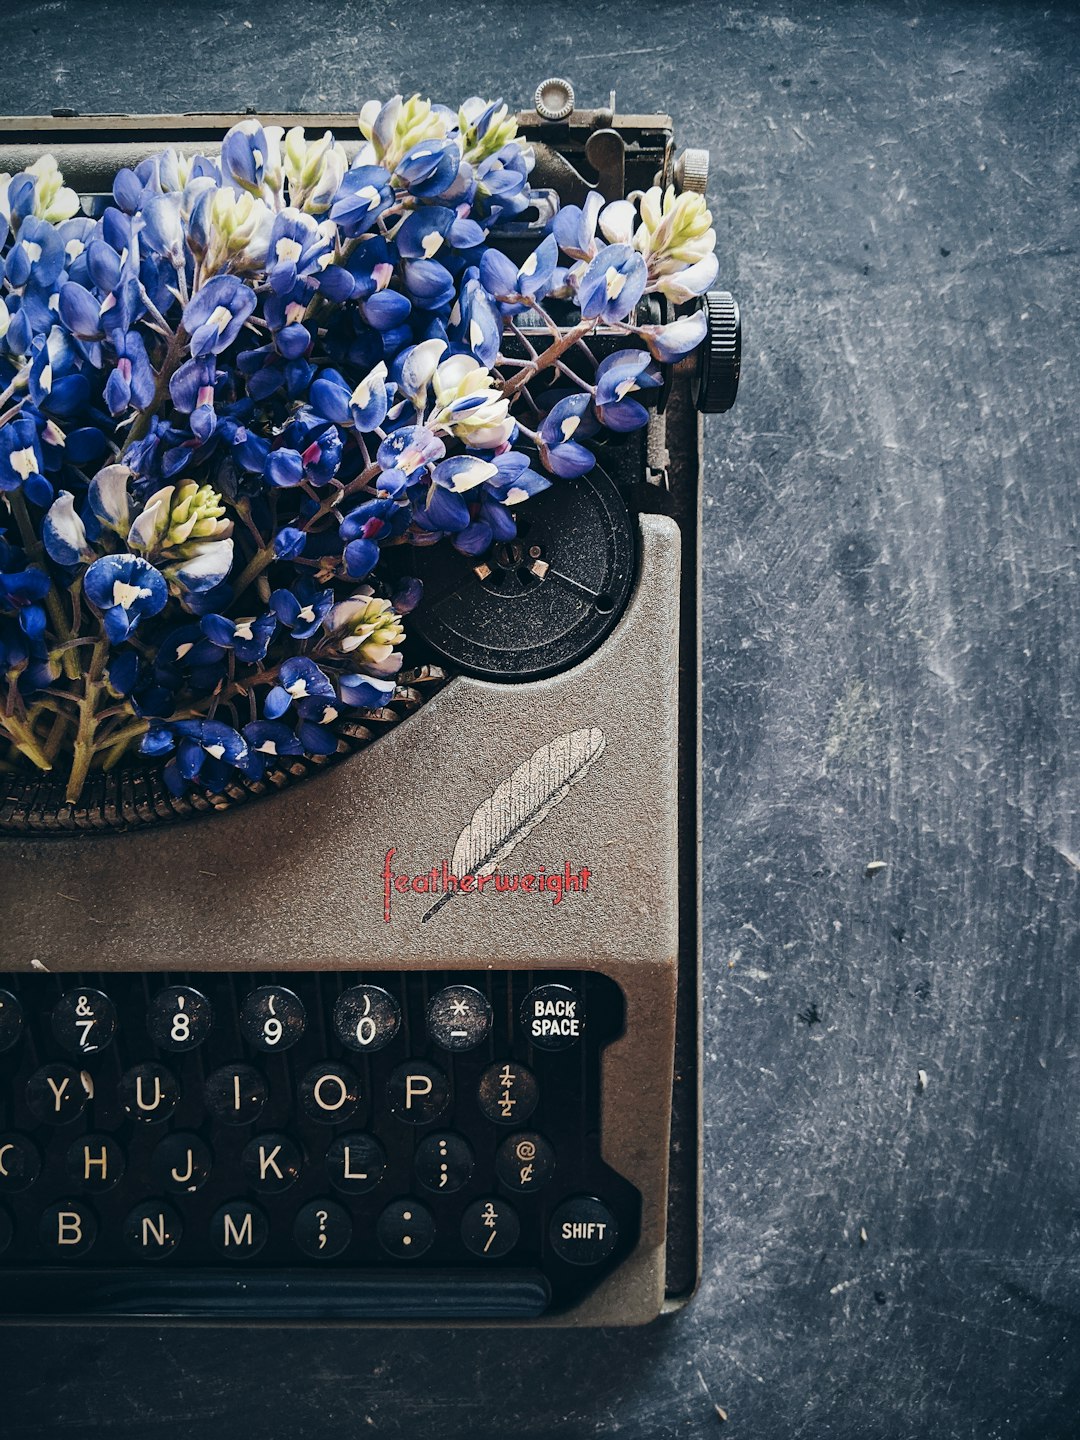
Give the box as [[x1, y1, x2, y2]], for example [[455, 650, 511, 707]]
[[693, 290, 741, 413]]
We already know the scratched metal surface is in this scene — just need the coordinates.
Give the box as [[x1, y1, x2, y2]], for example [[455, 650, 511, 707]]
[[3, 2, 1080, 1436]]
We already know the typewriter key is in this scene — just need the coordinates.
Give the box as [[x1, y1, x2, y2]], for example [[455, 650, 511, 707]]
[[326, 1133, 386, 1194], [293, 1198, 352, 1259], [239, 985, 306, 1053], [427, 984, 492, 1051], [415, 1131, 474, 1193], [477, 1061, 539, 1125], [387, 1062, 450, 1124], [205, 1063, 268, 1124], [520, 983, 583, 1050], [151, 1133, 212, 1193], [495, 1132, 555, 1193], [549, 1196, 619, 1266], [52, 988, 117, 1057], [242, 1132, 303, 1192], [148, 985, 212, 1052], [0, 990, 22, 1052], [407, 465, 636, 681], [65, 1134, 124, 1191], [119, 1063, 180, 1123], [0, 1133, 40, 1192], [333, 984, 401, 1053], [25, 1063, 90, 1124], [39, 1200, 96, 1257], [461, 1197, 520, 1259], [298, 1062, 361, 1123], [376, 1199, 435, 1259], [122, 1201, 182, 1258], [210, 1200, 268, 1258]]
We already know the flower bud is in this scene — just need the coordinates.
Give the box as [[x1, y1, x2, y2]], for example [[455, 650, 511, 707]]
[[327, 587, 406, 671], [204, 188, 274, 274], [27, 155, 80, 223]]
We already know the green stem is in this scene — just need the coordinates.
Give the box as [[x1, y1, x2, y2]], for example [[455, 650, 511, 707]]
[[65, 636, 108, 804], [230, 543, 278, 601], [8, 491, 81, 680], [0, 713, 53, 772]]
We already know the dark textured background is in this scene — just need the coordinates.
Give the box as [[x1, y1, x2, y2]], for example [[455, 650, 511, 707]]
[[3, 1, 1080, 1436]]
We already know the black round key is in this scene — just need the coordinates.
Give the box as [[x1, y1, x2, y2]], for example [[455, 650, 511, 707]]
[[122, 1200, 182, 1259], [326, 1133, 386, 1194], [242, 1132, 303, 1193], [549, 1195, 619, 1265], [151, 1132, 213, 1194], [0, 1205, 11, 1256], [239, 985, 306, 1053], [52, 988, 117, 1056], [495, 1131, 555, 1192], [387, 1062, 450, 1125], [461, 1196, 520, 1258], [148, 985, 213, 1052], [0, 1133, 40, 1192], [415, 1131, 474, 1193], [0, 989, 23, 1052], [299, 1062, 361, 1123], [520, 983, 583, 1050], [40, 1200, 96, 1257], [477, 1061, 539, 1125], [119, 1062, 179, 1123], [377, 1198, 435, 1259], [26, 1063, 90, 1124], [427, 984, 492, 1051], [66, 1133, 124, 1191], [210, 1200, 268, 1258], [294, 1198, 352, 1259], [205, 1063, 267, 1124], [334, 985, 401, 1053]]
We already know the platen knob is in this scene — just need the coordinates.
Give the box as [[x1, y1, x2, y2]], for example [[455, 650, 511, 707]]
[[674, 146, 710, 194], [534, 77, 575, 122], [693, 290, 741, 413]]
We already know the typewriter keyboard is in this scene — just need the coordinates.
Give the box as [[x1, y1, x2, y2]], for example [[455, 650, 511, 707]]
[[0, 971, 639, 1318]]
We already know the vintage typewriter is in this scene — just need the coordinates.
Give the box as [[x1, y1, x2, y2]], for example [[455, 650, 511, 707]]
[[0, 79, 739, 1326]]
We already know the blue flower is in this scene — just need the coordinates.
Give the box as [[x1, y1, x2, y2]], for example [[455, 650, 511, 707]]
[[594, 348, 662, 431], [182, 274, 258, 357], [266, 208, 334, 294], [42, 490, 91, 566], [635, 308, 708, 363], [239, 719, 305, 778], [269, 577, 334, 638], [537, 394, 598, 477], [104, 329, 155, 415], [577, 243, 648, 323], [151, 717, 250, 795], [83, 553, 168, 642], [264, 656, 336, 719], [200, 610, 276, 663], [395, 139, 460, 197], [551, 191, 603, 261], [448, 271, 501, 366], [329, 166, 393, 237], [0, 417, 51, 506], [339, 672, 396, 709]]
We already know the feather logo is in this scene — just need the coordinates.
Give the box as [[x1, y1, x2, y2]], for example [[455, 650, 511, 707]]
[[422, 727, 606, 923]]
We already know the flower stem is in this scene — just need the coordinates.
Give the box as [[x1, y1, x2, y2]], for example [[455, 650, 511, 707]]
[[1, 714, 53, 772], [122, 325, 189, 453], [65, 636, 108, 804], [500, 319, 596, 398]]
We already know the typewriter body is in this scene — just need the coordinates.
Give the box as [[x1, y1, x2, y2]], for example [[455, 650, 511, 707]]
[[0, 88, 739, 1326]]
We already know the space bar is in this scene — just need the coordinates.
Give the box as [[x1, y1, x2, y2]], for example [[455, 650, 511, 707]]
[[0, 1267, 552, 1319]]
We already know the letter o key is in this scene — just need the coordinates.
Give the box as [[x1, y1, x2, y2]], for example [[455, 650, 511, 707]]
[[298, 1063, 361, 1123]]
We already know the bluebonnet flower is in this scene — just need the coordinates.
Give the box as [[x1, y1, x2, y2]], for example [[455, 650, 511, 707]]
[[42, 490, 92, 567], [270, 577, 334, 638], [220, 119, 283, 200], [479, 234, 558, 312], [576, 243, 648, 323], [282, 128, 347, 214], [146, 718, 250, 795], [83, 553, 168, 642], [634, 309, 710, 363], [182, 275, 258, 357], [0, 416, 52, 507], [266, 208, 335, 293], [264, 656, 336, 719], [593, 349, 662, 431], [537, 394, 598, 477], [240, 719, 305, 777], [104, 329, 155, 415], [329, 166, 394, 237], [200, 609, 276, 663], [551, 191, 604, 261]]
